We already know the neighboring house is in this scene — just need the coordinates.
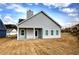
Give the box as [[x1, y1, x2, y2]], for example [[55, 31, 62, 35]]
[[5, 24, 17, 36], [9, 29, 17, 35], [17, 10, 61, 40], [0, 19, 6, 37], [6, 29, 17, 36]]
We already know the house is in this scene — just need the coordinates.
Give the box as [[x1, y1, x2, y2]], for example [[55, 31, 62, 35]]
[[9, 29, 17, 35], [5, 24, 17, 37], [17, 10, 61, 40], [0, 19, 6, 37], [6, 29, 17, 36]]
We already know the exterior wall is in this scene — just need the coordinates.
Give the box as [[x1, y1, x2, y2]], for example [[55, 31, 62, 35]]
[[18, 28, 34, 40], [18, 12, 61, 39], [26, 29, 34, 39], [0, 30, 6, 37], [42, 28, 61, 38], [18, 28, 61, 39]]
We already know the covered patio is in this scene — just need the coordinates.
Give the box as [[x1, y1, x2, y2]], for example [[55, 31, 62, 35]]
[[17, 28, 42, 39]]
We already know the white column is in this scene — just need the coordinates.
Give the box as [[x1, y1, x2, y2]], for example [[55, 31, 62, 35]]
[[33, 28, 35, 39], [17, 27, 20, 40]]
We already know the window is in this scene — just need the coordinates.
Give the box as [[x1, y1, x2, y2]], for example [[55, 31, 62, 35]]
[[51, 30, 53, 35], [56, 30, 59, 35], [45, 30, 48, 35], [21, 30, 24, 35]]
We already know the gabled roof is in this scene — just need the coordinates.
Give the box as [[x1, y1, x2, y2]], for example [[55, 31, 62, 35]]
[[18, 11, 61, 28], [0, 19, 6, 30]]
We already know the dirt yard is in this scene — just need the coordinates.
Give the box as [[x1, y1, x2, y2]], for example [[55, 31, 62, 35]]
[[0, 33, 79, 55]]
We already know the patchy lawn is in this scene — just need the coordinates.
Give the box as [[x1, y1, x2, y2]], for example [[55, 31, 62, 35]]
[[0, 33, 79, 55]]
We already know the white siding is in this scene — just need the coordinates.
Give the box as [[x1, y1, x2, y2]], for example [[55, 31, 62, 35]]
[[18, 12, 61, 39], [18, 13, 60, 29], [18, 29, 34, 39], [26, 29, 34, 39], [43, 29, 61, 38]]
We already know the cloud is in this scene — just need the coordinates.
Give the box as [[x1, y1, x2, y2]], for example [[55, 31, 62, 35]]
[[60, 8, 77, 13], [59, 7, 78, 17], [43, 3, 71, 8], [0, 8, 3, 11], [68, 13, 78, 16], [0, 3, 8, 6], [51, 3, 71, 8], [66, 22, 72, 27], [60, 8, 78, 17], [72, 17, 79, 25], [75, 18, 79, 22], [18, 14, 26, 19], [62, 17, 79, 28], [27, 3, 33, 5], [0, 15, 2, 19], [34, 3, 39, 5], [62, 22, 73, 28], [6, 4, 27, 13], [3, 15, 16, 24], [64, 17, 79, 28], [43, 3, 78, 17], [43, 3, 52, 7]]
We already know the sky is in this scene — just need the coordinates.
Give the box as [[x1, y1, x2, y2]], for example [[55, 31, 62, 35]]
[[0, 3, 79, 28]]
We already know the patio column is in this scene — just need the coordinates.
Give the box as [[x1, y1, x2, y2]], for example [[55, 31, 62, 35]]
[[33, 28, 35, 39], [17, 27, 19, 40]]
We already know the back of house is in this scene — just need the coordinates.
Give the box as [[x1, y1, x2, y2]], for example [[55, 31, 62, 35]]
[[17, 10, 61, 40]]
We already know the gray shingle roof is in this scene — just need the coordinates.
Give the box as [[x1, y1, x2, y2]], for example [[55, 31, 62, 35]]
[[0, 19, 6, 30], [18, 11, 61, 28]]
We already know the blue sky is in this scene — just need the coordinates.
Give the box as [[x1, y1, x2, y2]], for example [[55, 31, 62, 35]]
[[0, 3, 79, 27]]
